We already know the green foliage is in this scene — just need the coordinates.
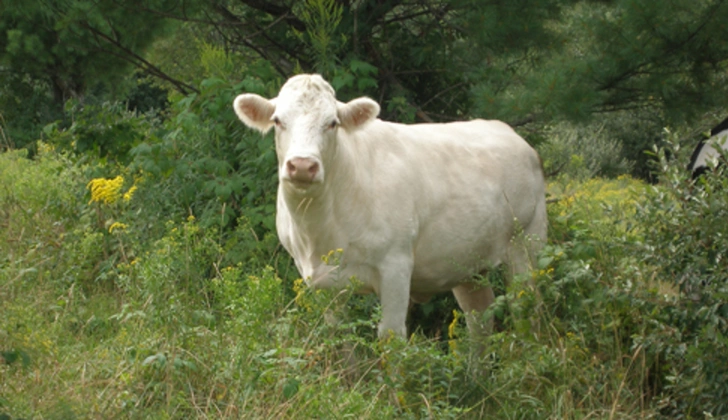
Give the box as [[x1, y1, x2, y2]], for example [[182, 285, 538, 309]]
[[470, 0, 728, 126], [293, 0, 345, 75], [539, 122, 635, 179], [0, 73, 60, 151], [6, 0, 728, 180], [634, 136, 728, 417], [4, 130, 728, 418], [129, 73, 280, 239], [44, 101, 161, 164], [0, 0, 183, 100], [0, 0, 188, 151]]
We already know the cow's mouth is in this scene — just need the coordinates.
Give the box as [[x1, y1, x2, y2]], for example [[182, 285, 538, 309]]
[[284, 177, 320, 191], [290, 179, 313, 188]]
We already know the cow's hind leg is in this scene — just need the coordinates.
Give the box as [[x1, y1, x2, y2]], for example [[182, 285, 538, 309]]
[[511, 198, 547, 278], [506, 213, 547, 335], [452, 281, 495, 339]]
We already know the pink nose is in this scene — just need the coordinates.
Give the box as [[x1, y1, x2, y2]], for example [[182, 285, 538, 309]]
[[286, 157, 319, 183]]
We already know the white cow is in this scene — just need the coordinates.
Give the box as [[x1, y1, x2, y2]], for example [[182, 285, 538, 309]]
[[233, 74, 547, 339]]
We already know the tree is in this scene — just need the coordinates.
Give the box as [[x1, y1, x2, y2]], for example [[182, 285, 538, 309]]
[[0, 0, 200, 102], [202, 0, 567, 122], [196, 0, 728, 177], [0, 0, 197, 148], [469, 0, 728, 123], [5, 0, 728, 174]]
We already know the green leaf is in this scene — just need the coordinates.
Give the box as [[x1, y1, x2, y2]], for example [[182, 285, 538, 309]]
[[282, 378, 300, 399]]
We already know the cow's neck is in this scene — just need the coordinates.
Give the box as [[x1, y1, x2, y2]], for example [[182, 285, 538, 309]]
[[279, 186, 332, 227]]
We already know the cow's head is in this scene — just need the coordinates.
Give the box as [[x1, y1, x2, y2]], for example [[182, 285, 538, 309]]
[[233, 74, 380, 193]]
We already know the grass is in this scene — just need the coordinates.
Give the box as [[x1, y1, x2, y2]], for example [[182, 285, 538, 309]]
[[1, 145, 720, 419]]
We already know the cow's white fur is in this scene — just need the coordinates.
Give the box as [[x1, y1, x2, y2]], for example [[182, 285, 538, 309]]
[[234, 74, 547, 339]]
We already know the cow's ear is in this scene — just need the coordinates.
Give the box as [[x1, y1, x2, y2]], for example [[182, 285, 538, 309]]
[[233, 94, 276, 133], [338, 97, 380, 130]]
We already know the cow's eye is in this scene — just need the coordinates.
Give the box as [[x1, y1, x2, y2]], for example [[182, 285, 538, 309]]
[[327, 120, 338, 130], [273, 117, 282, 128]]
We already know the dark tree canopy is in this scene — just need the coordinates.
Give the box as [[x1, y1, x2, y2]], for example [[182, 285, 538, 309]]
[[3, 0, 728, 156], [0, 0, 200, 148], [185, 0, 728, 129], [0, 0, 199, 103]]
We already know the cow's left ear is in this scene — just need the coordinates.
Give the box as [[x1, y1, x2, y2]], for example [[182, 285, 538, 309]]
[[338, 97, 380, 130]]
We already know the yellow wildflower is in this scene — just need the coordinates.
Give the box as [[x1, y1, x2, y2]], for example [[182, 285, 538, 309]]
[[321, 248, 344, 265], [108, 222, 128, 233], [293, 278, 313, 311], [123, 185, 137, 202], [87, 176, 124, 204], [448, 309, 461, 353], [37, 141, 54, 154]]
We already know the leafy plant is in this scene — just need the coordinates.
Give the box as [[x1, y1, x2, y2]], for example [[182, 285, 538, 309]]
[[634, 135, 728, 417], [539, 122, 635, 179]]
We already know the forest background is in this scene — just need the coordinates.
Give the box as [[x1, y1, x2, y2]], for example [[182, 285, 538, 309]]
[[2, 0, 728, 418]]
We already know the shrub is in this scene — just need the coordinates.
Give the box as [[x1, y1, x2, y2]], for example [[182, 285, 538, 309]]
[[633, 136, 728, 417], [539, 122, 635, 180], [43, 100, 161, 165], [129, 75, 280, 238]]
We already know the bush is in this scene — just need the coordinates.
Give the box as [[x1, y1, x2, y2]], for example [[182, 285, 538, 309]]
[[539, 122, 635, 180], [634, 136, 728, 417], [128, 75, 280, 239]]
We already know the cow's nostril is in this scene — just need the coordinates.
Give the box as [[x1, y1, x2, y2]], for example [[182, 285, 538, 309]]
[[286, 160, 297, 175], [308, 162, 319, 176]]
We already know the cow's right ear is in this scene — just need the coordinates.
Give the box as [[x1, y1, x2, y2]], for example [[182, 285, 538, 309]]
[[233, 94, 276, 134], [338, 97, 380, 131]]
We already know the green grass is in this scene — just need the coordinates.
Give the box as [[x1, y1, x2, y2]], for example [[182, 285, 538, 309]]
[[2, 145, 725, 419]]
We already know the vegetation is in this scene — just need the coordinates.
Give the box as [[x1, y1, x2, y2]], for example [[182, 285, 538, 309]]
[[2, 0, 728, 418], [3, 126, 727, 419]]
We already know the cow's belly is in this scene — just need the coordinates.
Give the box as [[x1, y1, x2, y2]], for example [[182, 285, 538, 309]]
[[409, 249, 502, 293], [408, 208, 512, 292]]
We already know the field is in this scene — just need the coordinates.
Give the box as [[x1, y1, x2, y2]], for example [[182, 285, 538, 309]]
[[2, 128, 727, 419], [3, 1, 728, 418]]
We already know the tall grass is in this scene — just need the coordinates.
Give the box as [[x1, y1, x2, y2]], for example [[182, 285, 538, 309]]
[[2, 135, 726, 418]]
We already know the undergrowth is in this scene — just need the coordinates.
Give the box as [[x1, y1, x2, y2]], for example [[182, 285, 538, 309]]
[[2, 124, 726, 419]]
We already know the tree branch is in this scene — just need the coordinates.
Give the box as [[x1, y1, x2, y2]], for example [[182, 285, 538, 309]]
[[234, 0, 306, 31], [209, 4, 306, 76], [80, 23, 200, 94]]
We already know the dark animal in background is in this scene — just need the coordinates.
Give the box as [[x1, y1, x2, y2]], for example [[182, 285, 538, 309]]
[[689, 116, 728, 179]]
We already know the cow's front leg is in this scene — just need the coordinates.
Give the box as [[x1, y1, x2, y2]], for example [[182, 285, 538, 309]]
[[376, 255, 413, 339]]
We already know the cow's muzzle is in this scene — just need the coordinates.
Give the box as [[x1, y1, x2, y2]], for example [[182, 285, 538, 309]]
[[285, 157, 320, 186]]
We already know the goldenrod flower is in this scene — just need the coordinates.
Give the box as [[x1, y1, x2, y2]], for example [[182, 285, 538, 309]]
[[88, 176, 138, 205], [448, 309, 461, 353], [123, 185, 137, 202], [293, 278, 313, 311], [321, 248, 344, 264], [87, 176, 124, 204], [37, 141, 55, 154], [108, 222, 128, 233]]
